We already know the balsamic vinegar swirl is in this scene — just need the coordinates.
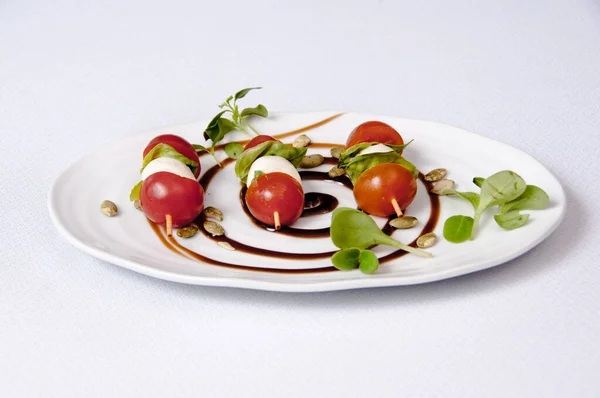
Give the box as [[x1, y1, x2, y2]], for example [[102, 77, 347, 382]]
[[148, 115, 440, 274]]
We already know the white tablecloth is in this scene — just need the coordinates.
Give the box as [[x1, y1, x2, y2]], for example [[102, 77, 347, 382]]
[[2, 1, 599, 396]]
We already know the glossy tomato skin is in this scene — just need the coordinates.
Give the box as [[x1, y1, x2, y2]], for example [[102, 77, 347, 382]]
[[243, 135, 278, 151], [140, 172, 205, 227], [143, 134, 201, 177], [245, 172, 304, 227], [353, 163, 417, 217], [345, 121, 404, 149]]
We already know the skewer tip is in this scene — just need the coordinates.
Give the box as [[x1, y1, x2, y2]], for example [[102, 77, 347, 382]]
[[273, 211, 281, 231], [391, 198, 403, 217], [165, 214, 173, 237]]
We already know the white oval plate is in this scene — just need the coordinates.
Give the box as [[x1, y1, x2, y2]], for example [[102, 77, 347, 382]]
[[48, 112, 566, 292]]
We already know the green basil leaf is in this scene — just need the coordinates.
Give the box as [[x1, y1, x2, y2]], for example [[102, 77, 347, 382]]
[[358, 250, 379, 274], [234, 87, 262, 100], [224, 142, 244, 159], [140, 143, 199, 175], [234, 140, 307, 182], [192, 144, 210, 153], [240, 104, 268, 118], [339, 141, 413, 163], [473, 177, 484, 188], [443, 215, 474, 243], [129, 180, 143, 202], [494, 210, 530, 230], [251, 170, 265, 184], [341, 151, 418, 184], [331, 248, 361, 271], [204, 111, 227, 141], [205, 117, 238, 144], [500, 185, 550, 214], [442, 190, 480, 209]]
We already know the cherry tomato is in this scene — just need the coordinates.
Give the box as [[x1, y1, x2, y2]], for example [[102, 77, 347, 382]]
[[143, 134, 201, 177], [345, 121, 404, 149], [140, 172, 205, 227], [245, 172, 304, 227], [353, 163, 417, 217], [243, 135, 278, 151]]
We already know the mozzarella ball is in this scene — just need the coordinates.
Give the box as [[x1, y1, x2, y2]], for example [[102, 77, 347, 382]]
[[247, 155, 302, 187], [141, 157, 196, 181]]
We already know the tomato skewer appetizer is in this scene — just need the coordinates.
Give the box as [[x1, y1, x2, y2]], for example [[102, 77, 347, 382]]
[[341, 121, 417, 217]]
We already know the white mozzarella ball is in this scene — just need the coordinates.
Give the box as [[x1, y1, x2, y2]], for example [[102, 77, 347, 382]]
[[357, 143, 394, 157], [141, 157, 196, 181], [247, 155, 302, 187]]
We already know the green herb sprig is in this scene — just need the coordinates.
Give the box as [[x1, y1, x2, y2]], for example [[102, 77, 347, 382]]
[[442, 171, 550, 242], [198, 87, 269, 165], [329, 208, 432, 273]]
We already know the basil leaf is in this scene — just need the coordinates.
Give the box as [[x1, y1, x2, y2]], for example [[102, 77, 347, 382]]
[[341, 151, 418, 184], [330, 208, 432, 258], [224, 142, 244, 159], [500, 185, 550, 214], [442, 190, 480, 209], [204, 111, 227, 142], [193, 144, 210, 153], [443, 215, 474, 243], [358, 250, 379, 274], [205, 117, 238, 144], [331, 248, 361, 271], [234, 87, 262, 100], [473, 177, 484, 188], [240, 104, 268, 118], [251, 170, 265, 183], [494, 210, 530, 230], [339, 141, 413, 162], [140, 143, 199, 175], [234, 141, 307, 182], [129, 180, 143, 202]]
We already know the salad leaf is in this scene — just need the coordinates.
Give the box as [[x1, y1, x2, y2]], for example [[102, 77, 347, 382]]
[[500, 185, 549, 214], [140, 143, 199, 176], [471, 171, 526, 239], [241, 104, 268, 118], [224, 142, 244, 159], [442, 190, 481, 208], [358, 250, 379, 274], [473, 177, 484, 188], [494, 210, 530, 230], [234, 140, 307, 182], [330, 208, 432, 258], [443, 215, 474, 243], [331, 248, 361, 270], [234, 87, 262, 100]]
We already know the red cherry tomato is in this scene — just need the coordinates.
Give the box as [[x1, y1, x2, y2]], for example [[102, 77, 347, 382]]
[[353, 163, 417, 217], [245, 172, 304, 227], [243, 135, 278, 151], [140, 172, 205, 227], [345, 121, 404, 149], [143, 134, 201, 177]]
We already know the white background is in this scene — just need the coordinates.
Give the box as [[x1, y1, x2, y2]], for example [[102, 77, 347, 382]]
[[1, 0, 600, 397]]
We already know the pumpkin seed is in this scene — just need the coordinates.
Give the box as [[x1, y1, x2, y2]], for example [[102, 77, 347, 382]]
[[293, 134, 311, 148], [176, 224, 199, 238], [424, 168, 447, 182], [330, 147, 343, 159], [203, 206, 223, 221], [217, 241, 236, 251], [133, 200, 142, 211], [416, 232, 437, 248], [389, 216, 418, 229], [430, 179, 455, 195], [300, 154, 324, 168], [203, 220, 224, 236], [100, 200, 118, 217], [328, 166, 346, 178]]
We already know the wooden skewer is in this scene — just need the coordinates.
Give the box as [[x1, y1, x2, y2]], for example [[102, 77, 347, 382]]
[[165, 214, 173, 237], [273, 211, 281, 231], [391, 198, 403, 217]]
